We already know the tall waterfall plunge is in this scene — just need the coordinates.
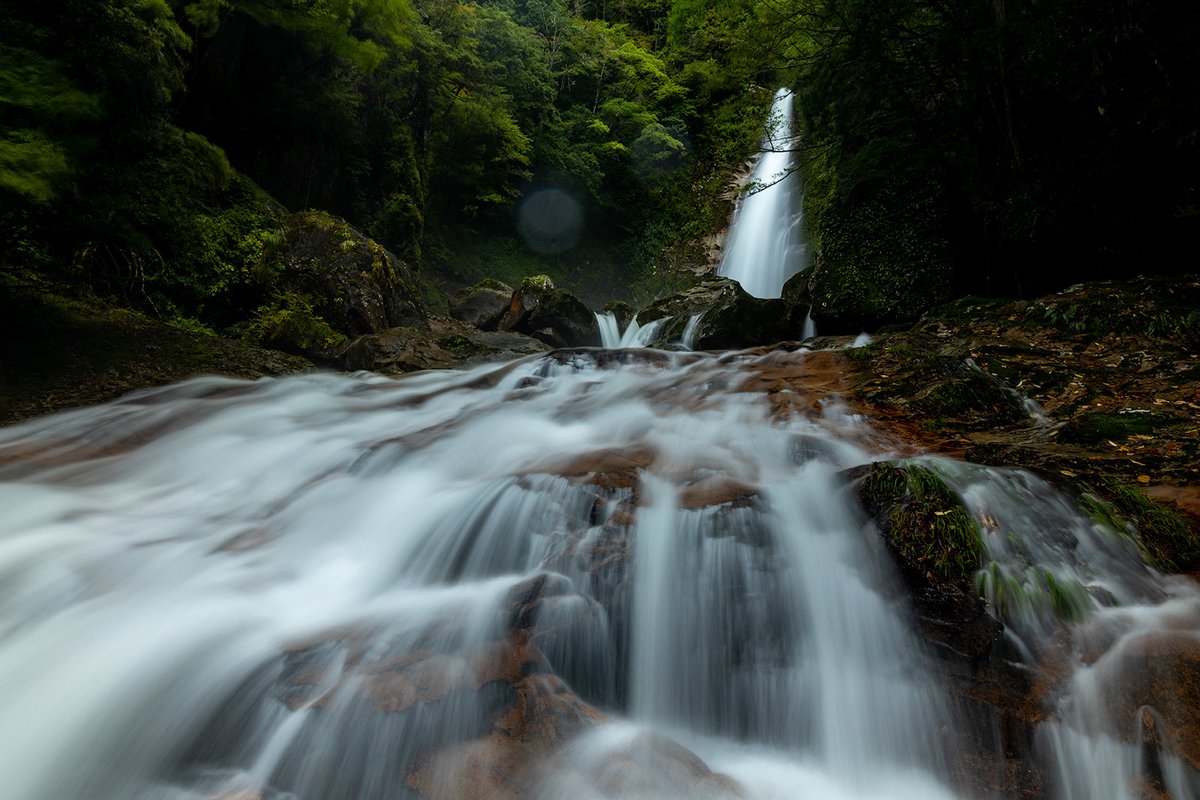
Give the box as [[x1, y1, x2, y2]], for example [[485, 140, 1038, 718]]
[[1, 346, 1197, 800], [719, 88, 808, 299]]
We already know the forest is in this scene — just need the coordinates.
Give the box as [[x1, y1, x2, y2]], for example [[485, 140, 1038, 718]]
[[1, 0, 1197, 338]]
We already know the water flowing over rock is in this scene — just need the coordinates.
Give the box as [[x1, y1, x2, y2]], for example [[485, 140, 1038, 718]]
[[634, 277, 797, 350], [1, 322, 1199, 800], [718, 88, 807, 299]]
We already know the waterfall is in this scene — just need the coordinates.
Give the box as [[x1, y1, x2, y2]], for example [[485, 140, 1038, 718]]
[[0, 348, 1196, 800], [719, 88, 808, 299], [594, 312, 670, 349], [595, 312, 623, 349], [802, 306, 817, 340]]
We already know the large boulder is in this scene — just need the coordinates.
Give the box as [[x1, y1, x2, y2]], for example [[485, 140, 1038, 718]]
[[499, 276, 601, 348], [279, 211, 429, 337], [450, 279, 514, 331], [636, 277, 794, 350]]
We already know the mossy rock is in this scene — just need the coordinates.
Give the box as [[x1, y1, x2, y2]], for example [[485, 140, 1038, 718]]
[[499, 277, 600, 347], [1058, 411, 1176, 445], [274, 211, 428, 343], [849, 460, 1001, 662], [1017, 276, 1200, 346], [857, 461, 984, 586], [900, 356, 1031, 432], [499, 275, 557, 332], [801, 174, 955, 333]]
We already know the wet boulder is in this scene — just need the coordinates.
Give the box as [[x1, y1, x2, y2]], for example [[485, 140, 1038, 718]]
[[636, 277, 793, 350], [500, 276, 601, 348], [450, 279, 514, 331], [279, 211, 429, 337]]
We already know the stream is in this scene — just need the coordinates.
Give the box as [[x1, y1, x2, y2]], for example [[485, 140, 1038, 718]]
[[0, 346, 1197, 800]]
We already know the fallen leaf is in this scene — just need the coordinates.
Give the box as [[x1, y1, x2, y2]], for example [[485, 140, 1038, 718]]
[[1137, 475, 1151, 484]]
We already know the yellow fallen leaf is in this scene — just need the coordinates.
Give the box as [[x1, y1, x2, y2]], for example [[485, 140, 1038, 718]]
[[1137, 475, 1151, 484], [1060, 470, 1077, 477]]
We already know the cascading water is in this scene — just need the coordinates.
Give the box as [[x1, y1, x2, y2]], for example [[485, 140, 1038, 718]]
[[719, 88, 808, 299], [594, 312, 669, 349], [1, 343, 1196, 800]]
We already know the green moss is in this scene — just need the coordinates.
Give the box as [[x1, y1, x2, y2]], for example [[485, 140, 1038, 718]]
[[167, 317, 216, 336], [917, 383, 973, 414], [862, 462, 983, 584], [602, 300, 637, 315], [474, 278, 513, 293], [805, 173, 954, 326], [445, 334, 472, 354], [522, 274, 555, 290], [1018, 278, 1200, 347], [1058, 411, 1174, 445]]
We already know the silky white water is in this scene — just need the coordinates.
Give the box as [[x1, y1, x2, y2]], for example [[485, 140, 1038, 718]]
[[0, 347, 1195, 800], [594, 312, 670, 349], [719, 89, 808, 299]]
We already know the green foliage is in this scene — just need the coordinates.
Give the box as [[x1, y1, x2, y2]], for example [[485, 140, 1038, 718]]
[[791, 0, 1200, 295], [242, 290, 347, 352], [807, 172, 954, 324], [0, 0, 774, 325], [0, 45, 100, 203], [1022, 280, 1200, 347], [1077, 485, 1198, 574], [862, 461, 983, 585]]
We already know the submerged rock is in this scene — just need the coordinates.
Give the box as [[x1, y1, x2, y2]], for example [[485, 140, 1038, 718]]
[[1093, 631, 1200, 772]]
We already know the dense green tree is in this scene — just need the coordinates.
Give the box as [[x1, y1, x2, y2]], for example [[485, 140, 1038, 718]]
[[1, 0, 769, 319]]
